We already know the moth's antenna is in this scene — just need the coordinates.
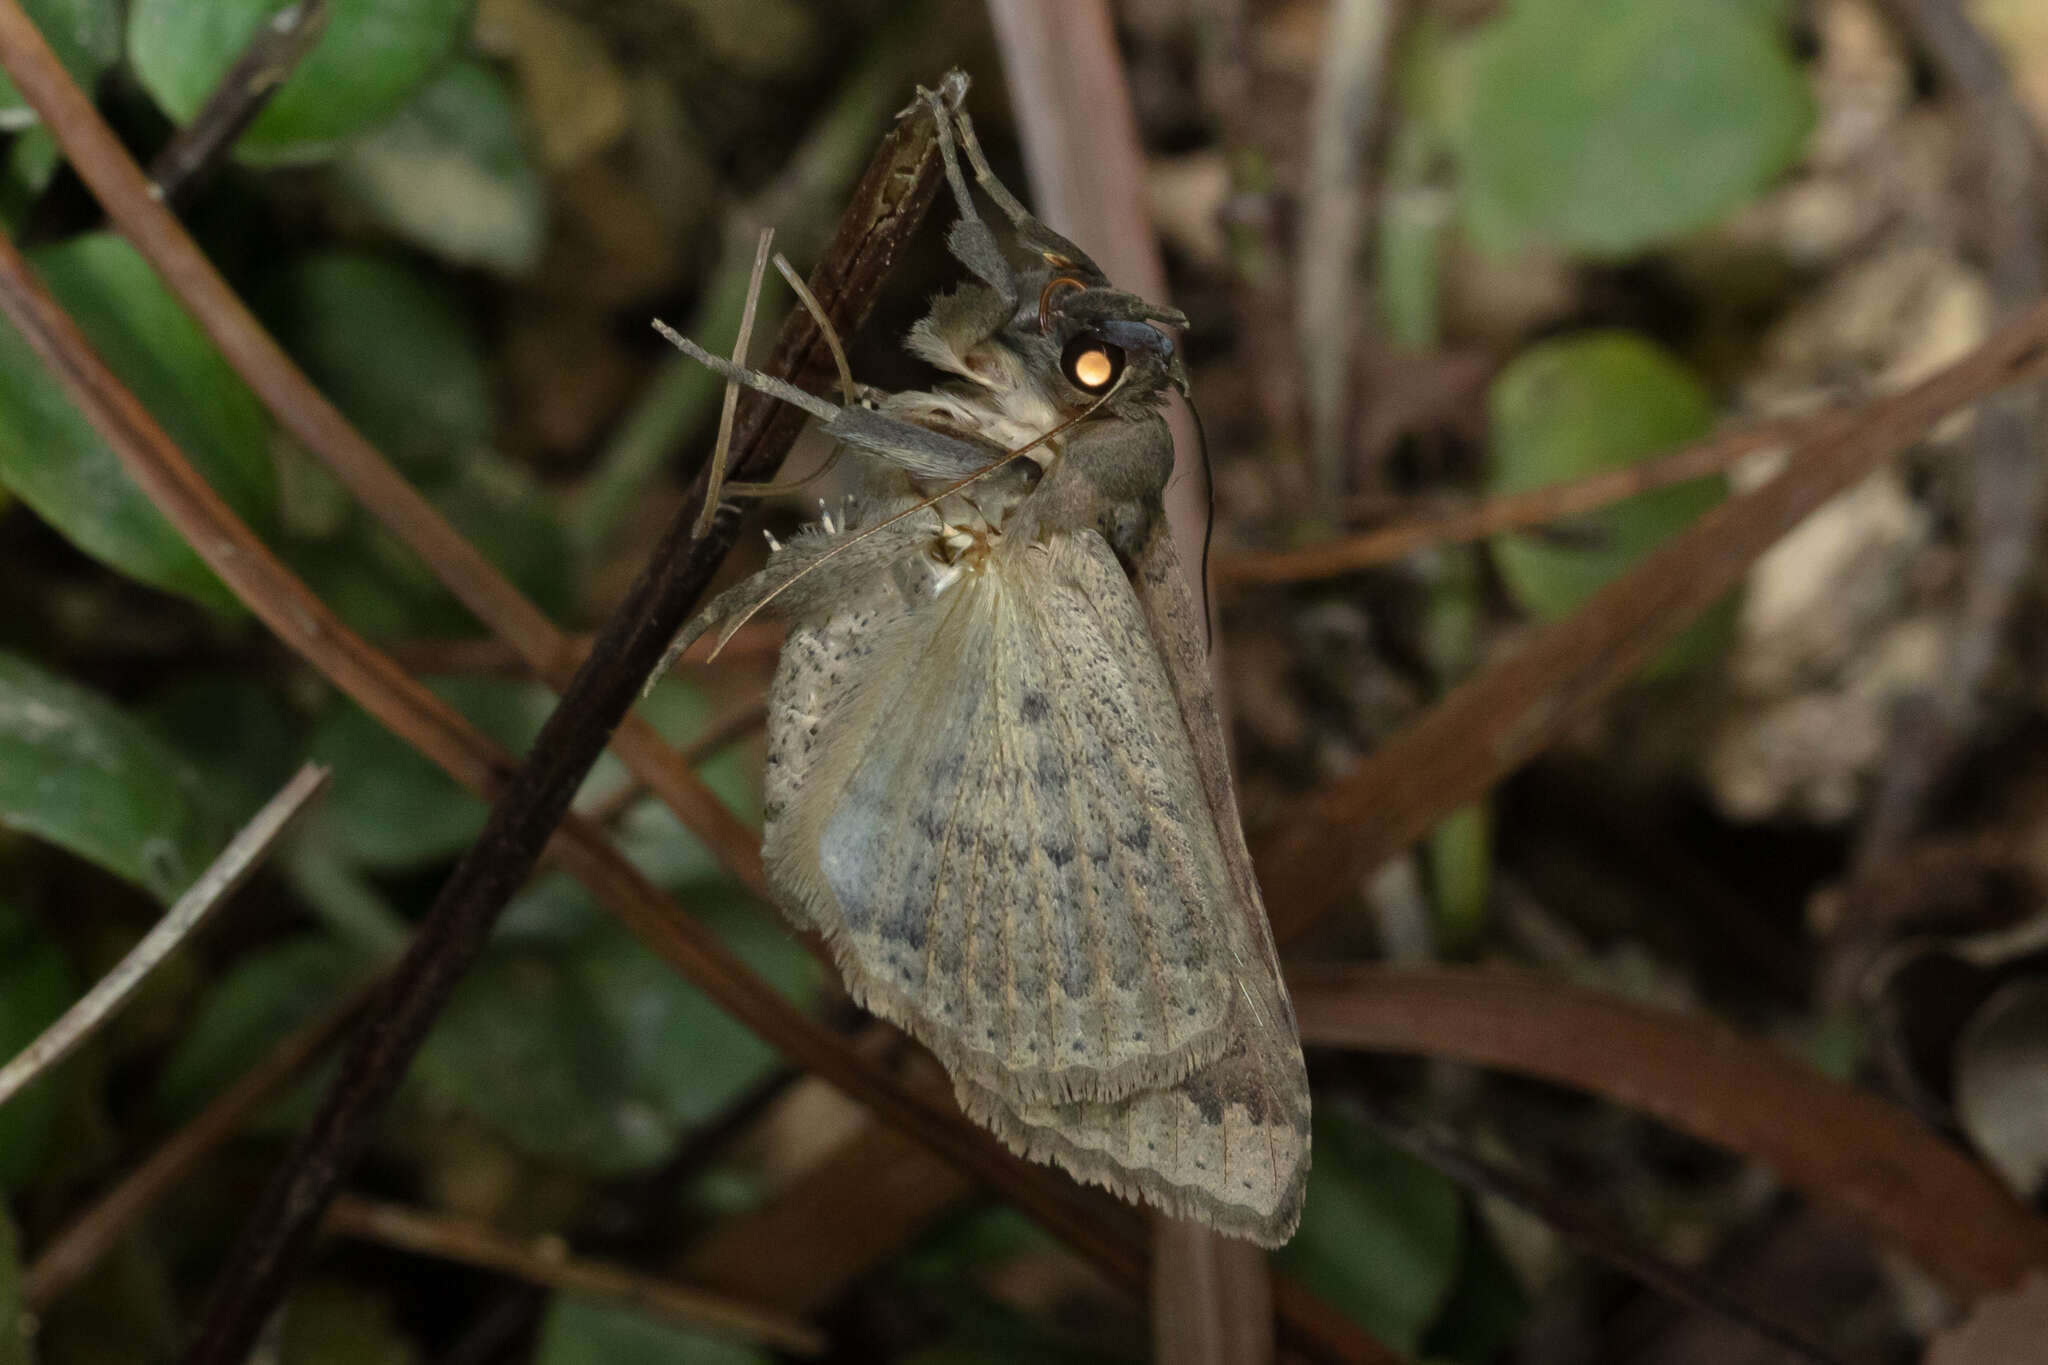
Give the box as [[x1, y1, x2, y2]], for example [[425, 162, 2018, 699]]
[[693, 227, 776, 539], [702, 388, 1123, 657], [1186, 396, 1217, 653], [774, 253, 856, 403]]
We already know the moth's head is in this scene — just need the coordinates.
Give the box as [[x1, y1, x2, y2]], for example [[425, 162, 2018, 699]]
[[1019, 256, 1189, 414]]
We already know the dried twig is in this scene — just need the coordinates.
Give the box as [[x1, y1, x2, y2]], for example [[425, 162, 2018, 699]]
[[1215, 411, 1823, 585], [1292, 966, 2048, 1296], [693, 227, 775, 538], [144, 0, 329, 205], [0, 763, 327, 1109], [0, 0, 767, 903], [1347, 1095, 1857, 1365], [324, 1195, 826, 1357], [1256, 298, 2048, 941], [1296, 0, 1400, 500]]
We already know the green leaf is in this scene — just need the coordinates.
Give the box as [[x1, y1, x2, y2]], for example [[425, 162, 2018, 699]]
[[1455, 0, 1812, 256], [128, 0, 472, 165], [335, 60, 544, 275], [0, 0, 121, 130], [534, 1296, 770, 1365], [0, 650, 222, 901], [154, 935, 371, 1124], [306, 677, 552, 872], [1276, 1110, 1465, 1353], [418, 891, 818, 1176], [1487, 331, 1727, 671], [0, 903, 74, 1193], [266, 252, 491, 476], [0, 234, 273, 611]]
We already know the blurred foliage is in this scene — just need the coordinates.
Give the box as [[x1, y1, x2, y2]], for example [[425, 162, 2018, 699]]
[[130, 0, 472, 163], [0, 651, 222, 901], [1450, 0, 1811, 256]]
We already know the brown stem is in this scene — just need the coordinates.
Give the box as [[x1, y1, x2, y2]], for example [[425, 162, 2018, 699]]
[[1256, 299, 2048, 941], [1214, 411, 1821, 585], [324, 1196, 825, 1357], [1292, 966, 2048, 1296], [0, 0, 767, 903], [144, 0, 329, 205]]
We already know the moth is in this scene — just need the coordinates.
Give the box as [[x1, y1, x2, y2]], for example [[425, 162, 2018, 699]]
[[655, 75, 1310, 1246]]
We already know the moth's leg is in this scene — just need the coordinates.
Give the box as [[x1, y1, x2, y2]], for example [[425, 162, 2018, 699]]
[[824, 407, 1002, 481], [920, 86, 1018, 308], [948, 108, 1096, 270], [657, 319, 996, 481], [655, 323, 842, 424], [1013, 412, 1175, 555]]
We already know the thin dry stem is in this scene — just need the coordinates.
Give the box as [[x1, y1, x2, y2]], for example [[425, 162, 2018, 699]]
[[325, 1196, 826, 1357], [0, 764, 328, 1108], [145, 0, 328, 204], [694, 227, 776, 538], [1216, 411, 1822, 585]]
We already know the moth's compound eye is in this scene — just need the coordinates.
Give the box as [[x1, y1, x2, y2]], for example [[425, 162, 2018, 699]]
[[1061, 332, 1125, 393]]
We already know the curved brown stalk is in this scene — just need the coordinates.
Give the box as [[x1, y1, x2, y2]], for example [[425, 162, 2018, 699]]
[[324, 1196, 826, 1356], [1256, 299, 2048, 941], [1292, 966, 2048, 1297], [1214, 411, 1823, 585], [0, 0, 766, 900]]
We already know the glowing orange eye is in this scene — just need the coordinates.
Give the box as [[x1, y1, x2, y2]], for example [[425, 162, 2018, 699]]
[[1060, 333, 1125, 393]]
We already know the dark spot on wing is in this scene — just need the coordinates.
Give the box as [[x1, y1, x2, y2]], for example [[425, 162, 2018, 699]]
[[1021, 690, 1050, 722]]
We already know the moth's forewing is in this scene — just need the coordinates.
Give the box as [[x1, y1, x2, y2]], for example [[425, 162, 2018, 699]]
[[955, 526, 1310, 1248], [763, 527, 1246, 1108]]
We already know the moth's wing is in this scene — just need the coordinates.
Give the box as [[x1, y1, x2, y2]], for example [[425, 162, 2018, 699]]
[[955, 1001, 1311, 1248], [948, 524, 1310, 1247], [763, 529, 1241, 1107]]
